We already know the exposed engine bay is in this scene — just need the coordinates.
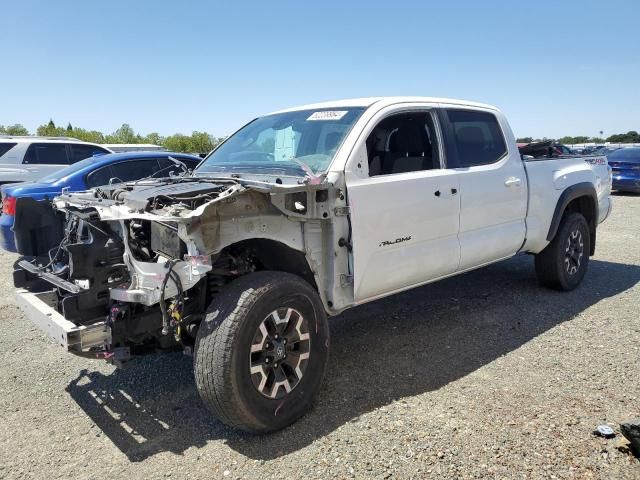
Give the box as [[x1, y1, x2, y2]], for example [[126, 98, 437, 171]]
[[12, 176, 349, 363]]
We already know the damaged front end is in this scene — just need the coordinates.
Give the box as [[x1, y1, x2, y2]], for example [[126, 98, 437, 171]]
[[13, 179, 252, 361], [13, 175, 348, 363]]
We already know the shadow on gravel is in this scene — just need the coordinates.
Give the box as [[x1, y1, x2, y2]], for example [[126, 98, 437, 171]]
[[65, 256, 640, 461]]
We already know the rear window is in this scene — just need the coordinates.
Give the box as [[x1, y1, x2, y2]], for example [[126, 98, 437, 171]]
[[23, 143, 69, 165], [0, 143, 17, 158], [446, 110, 507, 167]]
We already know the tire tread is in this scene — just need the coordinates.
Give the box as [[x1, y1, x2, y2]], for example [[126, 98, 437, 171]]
[[535, 212, 590, 291], [194, 271, 325, 432]]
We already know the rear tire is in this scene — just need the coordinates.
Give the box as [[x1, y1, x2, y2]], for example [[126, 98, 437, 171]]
[[193, 271, 329, 433], [535, 212, 590, 291]]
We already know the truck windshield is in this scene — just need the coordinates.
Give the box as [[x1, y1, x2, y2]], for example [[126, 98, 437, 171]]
[[196, 107, 365, 177]]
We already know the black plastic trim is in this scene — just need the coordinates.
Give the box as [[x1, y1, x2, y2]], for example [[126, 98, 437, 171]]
[[546, 182, 598, 242]]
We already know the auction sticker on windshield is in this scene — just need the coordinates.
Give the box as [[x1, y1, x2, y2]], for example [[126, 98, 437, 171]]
[[307, 111, 348, 121]]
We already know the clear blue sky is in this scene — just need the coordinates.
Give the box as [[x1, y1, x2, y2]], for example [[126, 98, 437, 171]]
[[1, 0, 638, 139]]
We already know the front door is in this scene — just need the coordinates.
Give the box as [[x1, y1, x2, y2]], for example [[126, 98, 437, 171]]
[[345, 109, 461, 302]]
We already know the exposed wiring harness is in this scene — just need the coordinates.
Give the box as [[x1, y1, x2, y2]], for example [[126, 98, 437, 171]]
[[159, 259, 185, 336]]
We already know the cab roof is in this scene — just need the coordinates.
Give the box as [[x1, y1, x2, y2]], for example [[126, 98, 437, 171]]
[[268, 96, 498, 115]]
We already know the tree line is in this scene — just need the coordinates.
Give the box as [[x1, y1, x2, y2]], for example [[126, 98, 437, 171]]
[[516, 131, 640, 145], [2, 121, 639, 150], [0, 120, 226, 154]]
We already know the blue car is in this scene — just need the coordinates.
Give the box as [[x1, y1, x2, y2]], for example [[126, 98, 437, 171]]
[[608, 147, 640, 193], [0, 151, 201, 252]]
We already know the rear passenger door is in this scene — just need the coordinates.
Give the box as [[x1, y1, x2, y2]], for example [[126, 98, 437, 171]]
[[439, 107, 527, 270], [22, 143, 70, 181], [345, 107, 461, 302]]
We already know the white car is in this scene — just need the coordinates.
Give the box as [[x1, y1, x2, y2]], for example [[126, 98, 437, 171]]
[[13, 97, 612, 433], [0, 136, 112, 184]]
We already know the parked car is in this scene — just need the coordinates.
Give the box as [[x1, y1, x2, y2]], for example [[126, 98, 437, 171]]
[[608, 147, 640, 193], [0, 136, 113, 184], [0, 151, 201, 252], [596, 147, 620, 156], [12, 97, 612, 433]]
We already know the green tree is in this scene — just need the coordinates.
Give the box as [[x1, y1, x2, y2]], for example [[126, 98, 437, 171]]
[[516, 137, 533, 143], [105, 124, 138, 144], [37, 121, 66, 137], [68, 128, 105, 144], [607, 131, 640, 143], [0, 124, 29, 135], [164, 133, 192, 153], [5, 118, 231, 152], [142, 132, 164, 146], [189, 131, 215, 154]]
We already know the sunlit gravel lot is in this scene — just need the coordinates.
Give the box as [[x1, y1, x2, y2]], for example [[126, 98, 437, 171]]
[[0, 195, 638, 479]]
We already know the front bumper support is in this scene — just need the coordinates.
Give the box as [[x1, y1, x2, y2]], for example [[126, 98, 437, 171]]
[[14, 289, 111, 354]]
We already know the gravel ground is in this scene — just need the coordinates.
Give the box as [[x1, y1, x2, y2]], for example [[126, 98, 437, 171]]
[[0, 195, 638, 479]]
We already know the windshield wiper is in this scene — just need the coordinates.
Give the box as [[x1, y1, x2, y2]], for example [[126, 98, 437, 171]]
[[131, 156, 190, 185]]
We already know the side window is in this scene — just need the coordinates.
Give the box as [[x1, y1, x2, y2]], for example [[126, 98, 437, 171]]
[[446, 110, 507, 167], [366, 112, 441, 176], [23, 143, 69, 165], [0, 143, 17, 158], [86, 166, 113, 188], [108, 159, 161, 183], [70, 145, 109, 164]]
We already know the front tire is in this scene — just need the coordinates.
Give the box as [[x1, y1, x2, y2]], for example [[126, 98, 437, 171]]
[[194, 271, 330, 433], [535, 212, 591, 291]]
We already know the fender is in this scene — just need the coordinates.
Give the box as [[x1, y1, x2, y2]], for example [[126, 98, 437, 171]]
[[546, 182, 598, 242]]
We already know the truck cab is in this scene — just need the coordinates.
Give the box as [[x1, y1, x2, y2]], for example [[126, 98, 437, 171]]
[[341, 101, 529, 301]]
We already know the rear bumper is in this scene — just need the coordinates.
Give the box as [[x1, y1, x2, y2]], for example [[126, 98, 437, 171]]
[[14, 288, 111, 354], [612, 175, 640, 192]]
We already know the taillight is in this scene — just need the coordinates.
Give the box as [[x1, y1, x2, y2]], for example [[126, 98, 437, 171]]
[[2, 196, 16, 216]]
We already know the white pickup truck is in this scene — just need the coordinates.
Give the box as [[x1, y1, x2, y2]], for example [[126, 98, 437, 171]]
[[12, 97, 612, 433]]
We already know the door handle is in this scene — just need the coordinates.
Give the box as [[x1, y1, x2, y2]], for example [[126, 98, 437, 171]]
[[505, 177, 522, 187]]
